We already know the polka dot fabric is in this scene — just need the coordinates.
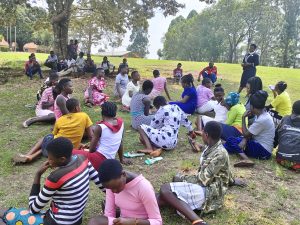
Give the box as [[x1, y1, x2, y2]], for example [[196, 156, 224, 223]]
[[3, 208, 44, 225]]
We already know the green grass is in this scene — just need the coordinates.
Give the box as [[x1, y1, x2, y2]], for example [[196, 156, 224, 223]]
[[0, 52, 299, 224]]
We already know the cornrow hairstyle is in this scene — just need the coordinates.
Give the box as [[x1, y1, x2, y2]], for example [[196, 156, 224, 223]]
[[181, 74, 195, 88], [277, 81, 287, 92], [101, 102, 117, 118], [247, 77, 262, 95]]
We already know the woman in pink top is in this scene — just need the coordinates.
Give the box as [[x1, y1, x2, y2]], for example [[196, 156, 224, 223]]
[[54, 78, 73, 119], [196, 78, 214, 114], [88, 159, 162, 225], [149, 70, 171, 100]]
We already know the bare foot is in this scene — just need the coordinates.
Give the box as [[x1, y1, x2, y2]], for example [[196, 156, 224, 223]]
[[22, 118, 34, 128], [137, 149, 153, 154], [13, 154, 31, 164], [150, 149, 163, 157]]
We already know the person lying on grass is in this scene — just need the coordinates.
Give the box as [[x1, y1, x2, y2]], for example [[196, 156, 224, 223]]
[[0, 137, 103, 225], [274, 100, 300, 172], [88, 159, 162, 225], [84, 67, 109, 107], [23, 72, 59, 128], [138, 96, 195, 157], [169, 74, 197, 115], [223, 91, 275, 167], [157, 121, 245, 225], [195, 84, 227, 134], [53, 78, 73, 119], [130, 80, 154, 130], [73, 102, 131, 170], [14, 98, 93, 164]]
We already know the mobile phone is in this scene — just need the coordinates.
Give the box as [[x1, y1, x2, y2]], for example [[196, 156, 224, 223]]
[[268, 85, 275, 91]]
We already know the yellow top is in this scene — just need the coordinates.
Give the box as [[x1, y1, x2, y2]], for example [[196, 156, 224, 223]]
[[271, 91, 292, 116], [53, 112, 93, 149]]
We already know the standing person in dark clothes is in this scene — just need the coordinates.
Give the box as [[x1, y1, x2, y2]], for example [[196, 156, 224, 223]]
[[238, 44, 259, 94]]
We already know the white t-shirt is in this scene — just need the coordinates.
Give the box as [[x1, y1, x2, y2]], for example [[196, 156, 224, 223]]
[[248, 111, 275, 153], [115, 73, 129, 90], [213, 102, 228, 123], [122, 81, 140, 107], [67, 59, 76, 68], [96, 123, 124, 159]]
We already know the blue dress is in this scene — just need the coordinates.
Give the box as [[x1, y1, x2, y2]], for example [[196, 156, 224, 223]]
[[170, 87, 197, 114]]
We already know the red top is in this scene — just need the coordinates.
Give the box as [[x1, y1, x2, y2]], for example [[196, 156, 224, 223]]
[[200, 66, 218, 76], [24, 60, 33, 71]]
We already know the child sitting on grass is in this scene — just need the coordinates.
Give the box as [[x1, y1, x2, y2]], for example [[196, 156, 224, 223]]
[[138, 96, 194, 157], [73, 102, 130, 170], [274, 100, 300, 172], [88, 159, 162, 225], [196, 78, 214, 114], [169, 74, 197, 115], [84, 67, 109, 107], [1, 137, 103, 225], [13, 98, 93, 164], [23, 72, 59, 128], [157, 121, 244, 225], [224, 91, 275, 167], [121, 71, 140, 111], [173, 63, 183, 84]]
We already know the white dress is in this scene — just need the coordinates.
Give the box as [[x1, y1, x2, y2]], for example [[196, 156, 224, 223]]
[[122, 81, 140, 107], [140, 104, 193, 150]]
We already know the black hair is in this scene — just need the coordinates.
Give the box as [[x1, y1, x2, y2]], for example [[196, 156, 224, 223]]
[[55, 78, 71, 94], [277, 81, 287, 92], [142, 80, 154, 92], [46, 137, 73, 159], [177, 63, 182, 66], [202, 78, 212, 85], [49, 72, 59, 81], [50, 50, 54, 54], [96, 67, 104, 73], [247, 77, 262, 95], [66, 98, 79, 112], [52, 85, 60, 100], [131, 70, 138, 77], [249, 90, 268, 109], [153, 70, 160, 77], [293, 100, 300, 115], [214, 84, 224, 93], [98, 159, 123, 183], [79, 52, 84, 56], [181, 74, 195, 88], [203, 121, 222, 140], [153, 96, 167, 108], [101, 102, 117, 118], [250, 43, 257, 49]]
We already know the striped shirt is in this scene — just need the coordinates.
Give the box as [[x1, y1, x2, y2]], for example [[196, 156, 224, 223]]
[[29, 155, 102, 225]]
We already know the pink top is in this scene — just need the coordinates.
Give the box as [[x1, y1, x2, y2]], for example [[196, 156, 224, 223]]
[[36, 87, 54, 111], [196, 85, 214, 107], [54, 94, 69, 119], [105, 175, 162, 225], [152, 77, 166, 92], [84, 77, 106, 99]]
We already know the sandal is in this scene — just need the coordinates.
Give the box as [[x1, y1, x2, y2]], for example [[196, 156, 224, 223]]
[[22, 119, 31, 128], [234, 160, 255, 168], [145, 157, 163, 165]]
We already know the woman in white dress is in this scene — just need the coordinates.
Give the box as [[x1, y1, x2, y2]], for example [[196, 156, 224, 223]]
[[121, 71, 140, 111]]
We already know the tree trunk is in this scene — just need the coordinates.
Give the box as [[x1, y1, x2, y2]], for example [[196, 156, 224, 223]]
[[52, 22, 69, 59]]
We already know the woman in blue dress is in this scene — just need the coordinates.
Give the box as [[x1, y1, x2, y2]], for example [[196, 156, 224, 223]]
[[169, 74, 197, 114], [238, 44, 260, 94]]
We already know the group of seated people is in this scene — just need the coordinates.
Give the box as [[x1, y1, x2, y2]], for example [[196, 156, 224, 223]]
[[5, 62, 299, 225]]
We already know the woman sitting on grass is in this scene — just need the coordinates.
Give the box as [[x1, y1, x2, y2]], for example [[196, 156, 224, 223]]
[[138, 96, 194, 157], [196, 78, 214, 114], [23, 72, 59, 128], [88, 159, 162, 225], [84, 67, 109, 107], [274, 100, 300, 172], [54, 78, 73, 119], [266, 81, 292, 124], [130, 80, 154, 130], [121, 70, 140, 111], [224, 91, 275, 167], [149, 69, 171, 100], [157, 121, 244, 225], [219, 92, 246, 141], [73, 102, 130, 170], [169, 74, 197, 115], [195, 84, 227, 133]]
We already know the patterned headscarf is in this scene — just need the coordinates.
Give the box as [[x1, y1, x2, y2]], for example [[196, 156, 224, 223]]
[[225, 92, 240, 106]]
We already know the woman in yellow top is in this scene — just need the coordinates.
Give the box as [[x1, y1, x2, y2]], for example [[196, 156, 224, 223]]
[[267, 81, 292, 117], [219, 92, 246, 141]]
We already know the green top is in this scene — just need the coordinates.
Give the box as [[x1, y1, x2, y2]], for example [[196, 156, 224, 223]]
[[226, 103, 246, 128]]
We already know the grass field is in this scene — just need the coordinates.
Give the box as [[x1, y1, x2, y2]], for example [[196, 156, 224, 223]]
[[0, 52, 299, 225]]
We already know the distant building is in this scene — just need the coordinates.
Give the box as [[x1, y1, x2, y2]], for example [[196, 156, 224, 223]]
[[96, 50, 139, 58], [23, 42, 38, 53], [0, 39, 9, 51]]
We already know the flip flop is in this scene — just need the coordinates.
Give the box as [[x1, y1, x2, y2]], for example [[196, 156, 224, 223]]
[[123, 152, 145, 158], [234, 160, 255, 168], [188, 136, 201, 152], [145, 157, 163, 165]]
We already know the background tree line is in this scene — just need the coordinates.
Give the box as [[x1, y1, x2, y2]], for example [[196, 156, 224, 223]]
[[162, 0, 300, 68]]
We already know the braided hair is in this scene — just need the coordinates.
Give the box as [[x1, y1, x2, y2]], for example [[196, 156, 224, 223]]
[[101, 102, 117, 118], [181, 73, 195, 88]]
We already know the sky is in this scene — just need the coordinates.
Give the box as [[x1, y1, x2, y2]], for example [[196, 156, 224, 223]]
[[115, 0, 207, 59]]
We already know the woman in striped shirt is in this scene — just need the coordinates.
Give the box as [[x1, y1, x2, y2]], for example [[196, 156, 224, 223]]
[[1, 137, 103, 225]]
